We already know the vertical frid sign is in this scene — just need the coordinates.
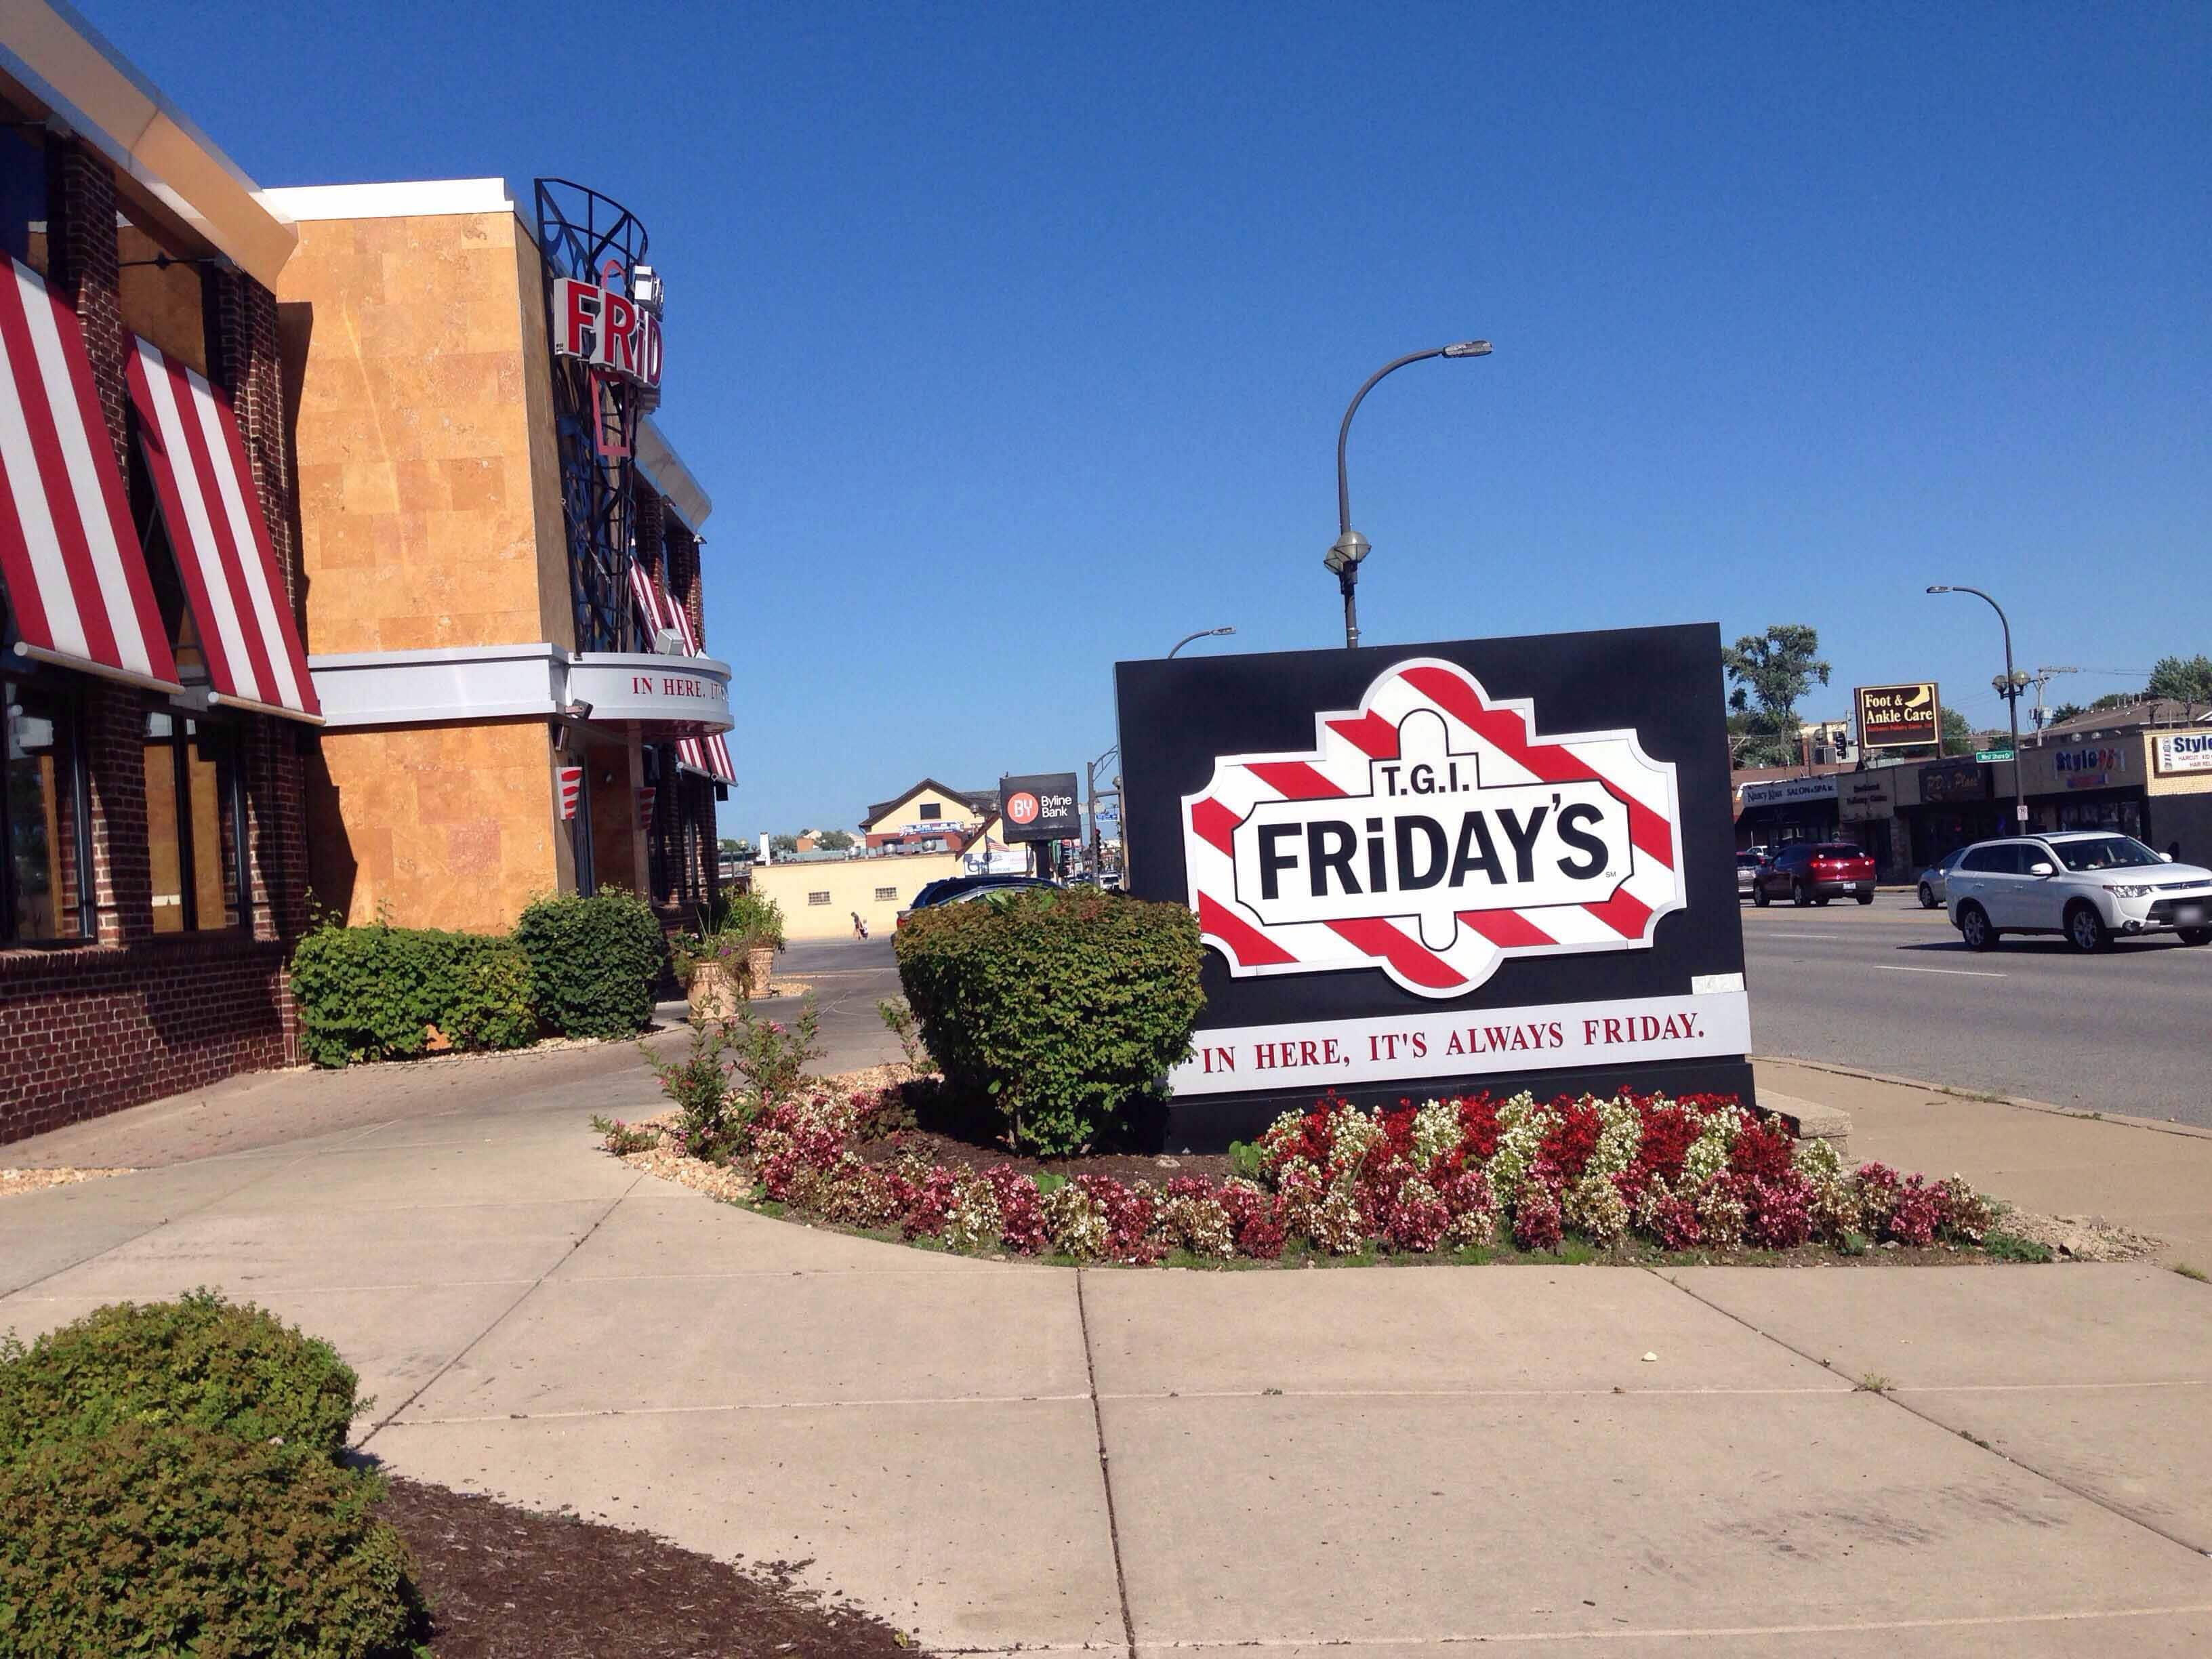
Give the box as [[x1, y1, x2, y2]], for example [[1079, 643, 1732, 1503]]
[[1115, 625, 1753, 1149], [553, 278, 663, 392]]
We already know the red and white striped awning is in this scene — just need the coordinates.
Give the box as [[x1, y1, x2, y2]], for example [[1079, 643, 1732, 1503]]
[[0, 257, 180, 692], [125, 335, 321, 724], [627, 560, 735, 783]]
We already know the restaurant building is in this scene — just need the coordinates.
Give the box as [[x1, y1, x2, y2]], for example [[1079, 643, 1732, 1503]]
[[2, 11, 317, 1140], [268, 178, 733, 933], [1, 14, 733, 1141]]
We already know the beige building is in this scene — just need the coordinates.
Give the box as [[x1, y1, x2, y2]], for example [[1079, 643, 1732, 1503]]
[[750, 851, 969, 941]]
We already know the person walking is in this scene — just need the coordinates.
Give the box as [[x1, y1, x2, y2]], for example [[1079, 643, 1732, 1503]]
[[851, 910, 869, 941]]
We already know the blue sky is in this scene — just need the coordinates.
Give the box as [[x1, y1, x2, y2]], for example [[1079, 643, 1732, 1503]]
[[93, 1, 2209, 834]]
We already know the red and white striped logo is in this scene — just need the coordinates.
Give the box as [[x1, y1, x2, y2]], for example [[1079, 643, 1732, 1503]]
[[1182, 657, 1685, 999], [556, 766, 583, 822]]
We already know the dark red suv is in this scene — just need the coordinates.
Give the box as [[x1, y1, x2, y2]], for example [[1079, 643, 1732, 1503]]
[[1750, 841, 1877, 907]]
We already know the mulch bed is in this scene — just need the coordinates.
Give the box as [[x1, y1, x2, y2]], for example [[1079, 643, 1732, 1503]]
[[380, 1475, 925, 1659], [844, 1073, 1230, 1185]]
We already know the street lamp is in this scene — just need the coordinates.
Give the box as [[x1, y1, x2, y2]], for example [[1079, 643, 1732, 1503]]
[[1926, 584, 2026, 830], [1167, 625, 1235, 659], [1329, 340, 1492, 649]]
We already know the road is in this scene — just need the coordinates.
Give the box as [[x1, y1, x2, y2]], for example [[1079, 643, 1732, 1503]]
[[1740, 893, 2212, 1126]]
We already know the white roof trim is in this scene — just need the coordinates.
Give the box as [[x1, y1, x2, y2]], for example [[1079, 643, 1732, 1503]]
[[635, 416, 714, 531], [256, 178, 514, 222], [0, 0, 295, 287]]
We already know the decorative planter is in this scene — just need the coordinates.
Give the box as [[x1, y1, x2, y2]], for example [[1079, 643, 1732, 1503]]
[[745, 945, 775, 999], [687, 960, 743, 1023]]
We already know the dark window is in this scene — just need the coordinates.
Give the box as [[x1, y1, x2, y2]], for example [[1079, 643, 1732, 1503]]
[[918, 802, 941, 821], [143, 710, 245, 933], [3, 673, 91, 943], [1813, 844, 1862, 859], [1960, 845, 2018, 875], [0, 119, 46, 272]]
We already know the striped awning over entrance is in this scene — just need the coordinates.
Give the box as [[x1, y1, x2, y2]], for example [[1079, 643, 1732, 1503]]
[[626, 561, 735, 783], [125, 335, 321, 724], [0, 257, 180, 692]]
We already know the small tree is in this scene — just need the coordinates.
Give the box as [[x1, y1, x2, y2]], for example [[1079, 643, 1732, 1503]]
[[769, 833, 800, 856], [1723, 626, 1830, 759], [1938, 706, 1977, 756], [816, 829, 856, 851]]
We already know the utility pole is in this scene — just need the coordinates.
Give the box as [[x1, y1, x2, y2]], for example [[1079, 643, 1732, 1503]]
[[2026, 666, 2080, 740]]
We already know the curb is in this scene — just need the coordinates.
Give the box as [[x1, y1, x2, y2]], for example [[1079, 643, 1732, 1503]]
[[1754, 1054, 2212, 1145]]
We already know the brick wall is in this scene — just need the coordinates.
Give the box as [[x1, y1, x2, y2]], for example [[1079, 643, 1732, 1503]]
[[0, 937, 291, 1143], [0, 147, 312, 1145]]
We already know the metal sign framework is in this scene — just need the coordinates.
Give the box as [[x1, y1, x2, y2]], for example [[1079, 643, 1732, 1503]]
[[534, 179, 653, 653]]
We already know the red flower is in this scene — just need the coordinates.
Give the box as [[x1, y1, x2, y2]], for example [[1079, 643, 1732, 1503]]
[[1727, 1115, 1795, 1185], [1537, 1099, 1602, 1183]]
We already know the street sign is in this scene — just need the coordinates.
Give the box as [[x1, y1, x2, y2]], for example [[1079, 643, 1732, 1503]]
[[1975, 748, 2015, 763], [2017, 804, 2030, 821], [1116, 623, 1752, 1149], [1854, 682, 1942, 750]]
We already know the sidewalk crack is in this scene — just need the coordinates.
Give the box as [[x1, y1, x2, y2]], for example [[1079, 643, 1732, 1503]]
[[356, 1170, 646, 1450], [1648, 1267, 2212, 1560], [1076, 1268, 1141, 1659]]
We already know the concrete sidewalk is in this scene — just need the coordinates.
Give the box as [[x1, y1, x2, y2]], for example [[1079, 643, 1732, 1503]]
[[3, 1040, 2210, 1654], [1759, 1057, 2212, 1269]]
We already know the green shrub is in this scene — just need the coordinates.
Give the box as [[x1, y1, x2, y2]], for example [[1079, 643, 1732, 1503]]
[[291, 919, 535, 1066], [894, 888, 1204, 1154], [0, 1289, 365, 1464], [516, 890, 667, 1039], [0, 1422, 424, 1658]]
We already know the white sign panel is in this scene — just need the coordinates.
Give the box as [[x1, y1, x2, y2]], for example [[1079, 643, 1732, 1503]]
[[2154, 732, 2212, 775], [552, 278, 663, 391], [1168, 989, 1753, 1098], [1738, 773, 1839, 807], [1181, 657, 1685, 1000], [567, 653, 731, 731]]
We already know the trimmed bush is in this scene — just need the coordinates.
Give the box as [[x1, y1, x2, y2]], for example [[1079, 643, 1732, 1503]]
[[0, 1422, 424, 1658], [291, 919, 535, 1066], [895, 888, 1204, 1154], [0, 1289, 364, 1464], [515, 890, 667, 1039]]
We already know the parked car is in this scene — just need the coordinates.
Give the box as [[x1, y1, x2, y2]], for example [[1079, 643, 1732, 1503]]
[[1736, 850, 1769, 899], [1750, 841, 1877, 907], [895, 874, 1059, 929], [1946, 832, 2212, 953], [1917, 847, 1968, 909]]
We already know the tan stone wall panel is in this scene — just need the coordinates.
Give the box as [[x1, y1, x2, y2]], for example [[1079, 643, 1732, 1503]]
[[279, 209, 558, 655], [308, 720, 560, 934]]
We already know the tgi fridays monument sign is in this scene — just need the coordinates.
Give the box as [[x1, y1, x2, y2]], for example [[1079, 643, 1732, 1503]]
[[1116, 625, 1753, 1146]]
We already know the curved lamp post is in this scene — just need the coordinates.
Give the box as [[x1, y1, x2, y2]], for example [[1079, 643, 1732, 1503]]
[[1168, 625, 1235, 659], [1927, 584, 2026, 829], [1328, 340, 1492, 648], [1085, 742, 1120, 880]]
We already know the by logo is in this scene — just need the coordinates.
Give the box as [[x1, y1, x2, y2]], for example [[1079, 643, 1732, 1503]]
[[1006, 791, 1041, 826], [1182, 658, 1685, 998]]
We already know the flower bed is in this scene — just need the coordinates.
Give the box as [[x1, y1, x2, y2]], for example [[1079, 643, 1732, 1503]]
[[598, 1083, 2007, 1265]]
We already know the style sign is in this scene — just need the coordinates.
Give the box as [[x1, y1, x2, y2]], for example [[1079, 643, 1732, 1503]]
[[1117, 625, 1752, 1149], [2154, 732, 2212, 775], [1855, 682, 1941, 750], [998, 772, 1081, 843], [1181, 657, 1685, 999], [552, 278, 663, 392]]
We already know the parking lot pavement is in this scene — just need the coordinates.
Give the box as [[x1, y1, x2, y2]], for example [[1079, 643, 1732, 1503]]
[[1739, 899, 2210, 1126]]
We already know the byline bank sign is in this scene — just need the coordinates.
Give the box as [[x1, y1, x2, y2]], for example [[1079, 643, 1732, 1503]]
[[1118, 626, 1751, 1145]]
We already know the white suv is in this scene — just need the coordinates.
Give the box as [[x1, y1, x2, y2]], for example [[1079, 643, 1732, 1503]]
[[1947, 832, 2212, 953]]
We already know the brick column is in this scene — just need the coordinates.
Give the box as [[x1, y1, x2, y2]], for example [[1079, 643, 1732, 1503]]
[[45, 140, 150, 945], [632, 477, 665, 592], [666, 522, 704, 648], [205, 268, 312, 949]]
